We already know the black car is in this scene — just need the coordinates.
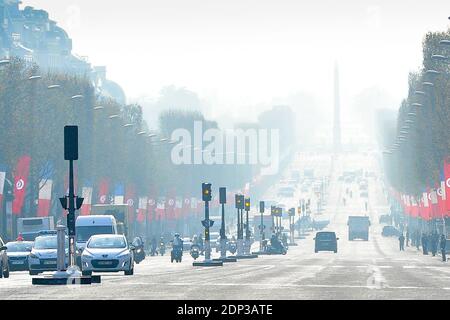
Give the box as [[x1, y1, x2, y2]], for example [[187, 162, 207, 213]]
[[0, 236, 10, 278], [314, 232, 339, 253], [382, 226, 401, 237]]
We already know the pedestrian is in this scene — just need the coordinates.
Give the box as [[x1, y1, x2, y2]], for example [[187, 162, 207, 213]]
[[440, 234, 447, 262], [415, 231, 420, 250], [406, 228, 410, 247], [399, 233, 405, 251], [431, 232, 439, 257], [421, 233, 428, 255]]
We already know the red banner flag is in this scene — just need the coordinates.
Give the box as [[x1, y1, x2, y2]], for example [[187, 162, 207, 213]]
[[97, 178, 110, 204], [81, 186, 93, 216], [12, 156, 31, 215], [125, 184, 136, 223], [445, 156, 450, 216], [37, 179, 53, 217], [148, 197, 156, 222]]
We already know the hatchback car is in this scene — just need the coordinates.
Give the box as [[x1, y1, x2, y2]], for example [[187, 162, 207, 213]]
[[0, 236, 10, 278], [314, 231, 339, 253], [28, 235, 69, 275], [81, 234, 135, 276], [5, 241, 33, 271]]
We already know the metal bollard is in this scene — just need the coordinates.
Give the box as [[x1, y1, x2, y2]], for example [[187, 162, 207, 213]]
[[56, 225, 66, 272]]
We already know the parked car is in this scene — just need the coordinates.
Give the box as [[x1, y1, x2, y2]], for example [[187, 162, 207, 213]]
[[314, 231, 339, 253], [28, 235, 69, 275], [0, 236, 10, 278], [382, 226, 401, 237], [5, 241, 33, 271], [81, 234, 135, 276]]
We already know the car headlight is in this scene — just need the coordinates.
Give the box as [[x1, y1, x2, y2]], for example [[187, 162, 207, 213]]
[[117, 251, 130, 259], [29, 253, 39, 259]]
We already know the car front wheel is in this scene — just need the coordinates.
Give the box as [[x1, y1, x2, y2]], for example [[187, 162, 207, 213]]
[[125, 267, 134, 276], [3, 263, 9, 278]]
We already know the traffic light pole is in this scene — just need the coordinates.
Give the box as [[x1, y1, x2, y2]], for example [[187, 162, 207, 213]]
[[260, 209, 264, 252], [204, 200, 211, 261], [68, 159, 76, 268], [220, 201, 227, 259], [237, 208, 244, 256], [244, 208, 250, 255], [193, 183, 222, 267]]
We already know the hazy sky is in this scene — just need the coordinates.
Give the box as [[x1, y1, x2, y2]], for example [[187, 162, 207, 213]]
[[23, 0, 450, 114]]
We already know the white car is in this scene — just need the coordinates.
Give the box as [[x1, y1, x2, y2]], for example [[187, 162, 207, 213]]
[[81, 234, 134, 276], [28, 235, 69, 275]]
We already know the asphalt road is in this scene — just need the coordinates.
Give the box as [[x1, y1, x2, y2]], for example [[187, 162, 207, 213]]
[[2, 152, 450, 300]]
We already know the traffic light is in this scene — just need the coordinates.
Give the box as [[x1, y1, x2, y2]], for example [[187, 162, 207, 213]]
[[202, 183, 212, 202], [245, 198, 251, 211], [271, 206, 276, 216], [260, 201, 265, 213], [67, 213, 76, 236], [298, 207, 302, 215], [64, 126, 78, 161], [219, 187, 226, 204], [235, 194, 241, 209], [235, 194, 245, 209], [277, 207, 283, 217], [289, 208, 295, 216]]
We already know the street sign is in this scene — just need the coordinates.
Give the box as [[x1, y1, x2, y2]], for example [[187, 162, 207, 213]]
[[202, 219, 215, 228]]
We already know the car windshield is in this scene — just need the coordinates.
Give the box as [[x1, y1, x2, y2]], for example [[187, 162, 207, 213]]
[[22, 232, 39, 241], [6, 242, 33, 252], [34, 236, 68, 250], [76, 225, 114, 242], [88, 236, 126, 249], [317, 233, 336, 240]]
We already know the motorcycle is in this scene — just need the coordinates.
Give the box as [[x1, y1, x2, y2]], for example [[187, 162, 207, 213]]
[[159, 242, 166, 256], [264, 242, 287, 255], [190, 245, 200, 260], [171, 246, 183, 263], [134, 246, 146, 264], [131, 237, 146, 264]]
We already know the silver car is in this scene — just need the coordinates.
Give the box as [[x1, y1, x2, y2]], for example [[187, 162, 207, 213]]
[[81, 234, 135, 276], [28, 235, 69, 275], [5, 241, 33, 272]]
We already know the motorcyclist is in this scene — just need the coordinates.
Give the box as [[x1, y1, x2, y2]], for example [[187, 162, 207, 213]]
[[281, 233, 288, 247], [159, 237, 166, 255], [172, 233, 183, 250], [198, 234, 204, 255], [271, 233, 282, 251], [171, 233, 184, 262]]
